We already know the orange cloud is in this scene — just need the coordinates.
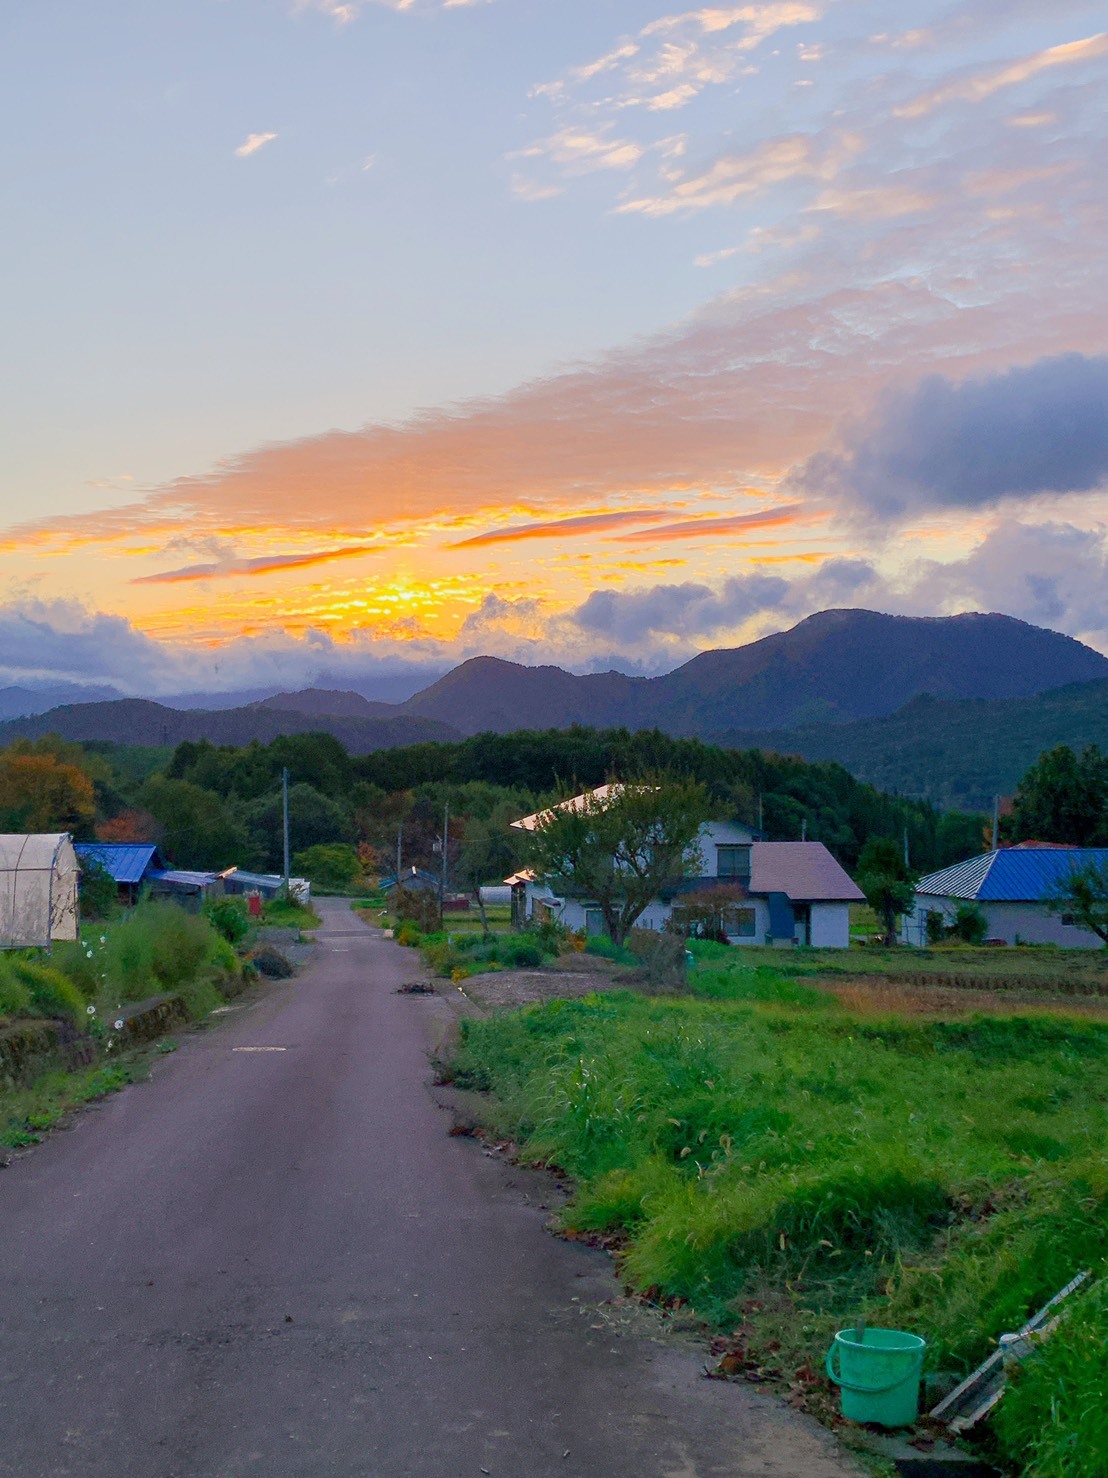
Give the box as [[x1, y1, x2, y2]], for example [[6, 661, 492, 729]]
[[131, 544, 378, 584], [450, 508, 675, 548], [614, 505, 810, 542]]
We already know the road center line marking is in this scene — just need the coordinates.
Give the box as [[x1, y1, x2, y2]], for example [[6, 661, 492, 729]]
[[232, 1046, 289, 1053]]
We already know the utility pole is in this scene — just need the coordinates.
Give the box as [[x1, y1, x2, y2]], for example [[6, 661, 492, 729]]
[[801, 817, 807, 842], [439, 802, 449, 928], [282, 767, 290, 897], [904, 827, 910, 870], [396, 826, 402, 883], [992, 794, 1000, 852], [757, 794, 764, 833]]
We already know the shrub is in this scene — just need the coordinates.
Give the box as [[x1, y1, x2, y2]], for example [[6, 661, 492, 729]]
[[293, 842, 363, 893], [0, 962, 33, 1019], [394, 886, 441, 934], [625, 929, 687, 991], [950, 901, 988, 944], [204, 896, 250, 945], [4, 957, 86, 1022], [502, 939, 543, 969], [925, 908, 947, 945], [584, 935, 636, 966], [78, 858, 119, 921], [395, 921, 423, 947], [252, 945, 294, 979]]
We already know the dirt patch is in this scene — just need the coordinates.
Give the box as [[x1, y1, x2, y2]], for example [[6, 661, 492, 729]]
[[812, 975, 1108, 1018], [457, 963, 629, 1008]]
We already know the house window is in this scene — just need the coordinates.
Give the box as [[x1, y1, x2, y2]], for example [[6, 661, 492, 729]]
[[717, 844, 751, 880], [724, 906, 757, 938]]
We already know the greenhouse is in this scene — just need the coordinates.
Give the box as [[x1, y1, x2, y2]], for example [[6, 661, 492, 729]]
[[0, 833, 80, 950]]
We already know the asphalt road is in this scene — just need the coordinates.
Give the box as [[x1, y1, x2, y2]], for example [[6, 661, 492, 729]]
[[0, 900, 858, 1477]]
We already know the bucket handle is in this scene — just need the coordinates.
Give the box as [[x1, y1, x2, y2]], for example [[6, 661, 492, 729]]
[[826, 1342, 922, 1395]]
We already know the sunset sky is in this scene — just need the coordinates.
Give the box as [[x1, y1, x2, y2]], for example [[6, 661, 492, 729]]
[[2, 0, 1107, 697]]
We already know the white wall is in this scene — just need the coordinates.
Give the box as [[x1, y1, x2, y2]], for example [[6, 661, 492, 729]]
[[906, 893, 1104, 949], [809, 902, 850, 949]]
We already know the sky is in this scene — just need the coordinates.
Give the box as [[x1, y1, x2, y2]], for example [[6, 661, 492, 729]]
[[1, 0, 1106, 697]]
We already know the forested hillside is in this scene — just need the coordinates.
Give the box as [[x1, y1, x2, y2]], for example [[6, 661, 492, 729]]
[[717, 679, 1108, 809], [0, 727, 985, 881]]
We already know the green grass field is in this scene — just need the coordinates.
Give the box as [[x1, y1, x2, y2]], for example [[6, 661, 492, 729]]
[[448, 954, 1108, 1475]]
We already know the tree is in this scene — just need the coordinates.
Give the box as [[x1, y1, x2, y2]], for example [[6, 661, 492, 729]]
[[525, 776, 710, 946], [1009, 744, 1108, 846], [1047, 859, 1108, 947], [140, 776, 248, 869], [856, 837, 918, 947], [0, 746, 96, 834], [293, 843, 363, 893], [456, 805, 525, 933]]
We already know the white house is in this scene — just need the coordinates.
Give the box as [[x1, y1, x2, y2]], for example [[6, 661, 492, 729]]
[[510, 791, 862, 947], [904, 846, 1108, 949]]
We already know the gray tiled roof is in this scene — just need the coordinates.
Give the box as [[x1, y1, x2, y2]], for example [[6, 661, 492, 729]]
[[749, 842, 865, 903]]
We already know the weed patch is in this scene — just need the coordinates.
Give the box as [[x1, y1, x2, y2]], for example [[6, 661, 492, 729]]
[[450, 987, 1108, 1472]]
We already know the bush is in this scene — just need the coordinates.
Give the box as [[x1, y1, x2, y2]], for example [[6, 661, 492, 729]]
[[0, 963, 33, 1019], [3, 957, 86, 1022], [78, 858, 119, 922], [950, 901, 988, 944], [395, 921, 423, 947], [584, 935, 636, 966], [293, 843, 363, 893], [204, 896, 250, 945], [394, 887, 441, 933], [625, 929, 687, 991], [251, 945, 294, 979]]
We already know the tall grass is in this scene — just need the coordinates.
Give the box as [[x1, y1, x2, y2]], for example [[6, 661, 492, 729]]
[[451, 981, 1108, 1473]]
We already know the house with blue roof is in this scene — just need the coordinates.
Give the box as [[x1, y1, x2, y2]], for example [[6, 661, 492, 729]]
[[904, 846, 1108, 948], [74, 842, 168, 904]]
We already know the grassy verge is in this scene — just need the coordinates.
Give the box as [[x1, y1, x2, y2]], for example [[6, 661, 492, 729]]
[[447, 968, 1107, 1474], [262, 898, 322, 931], [0, 1054, 156, 1150]]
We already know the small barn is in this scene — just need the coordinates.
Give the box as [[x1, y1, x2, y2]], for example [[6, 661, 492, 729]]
[[74, 842, 167, 905], [0, 833, 80, 949], [904, 847, 1108, 948]]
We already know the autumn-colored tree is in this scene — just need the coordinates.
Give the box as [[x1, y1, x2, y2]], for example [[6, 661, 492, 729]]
[[0, 749, 96, 834], [96, 808, 162, 844]]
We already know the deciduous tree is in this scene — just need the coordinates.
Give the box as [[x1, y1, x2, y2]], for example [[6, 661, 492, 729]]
[[856, 837, 918, 947], [525, 775, 710, 945]]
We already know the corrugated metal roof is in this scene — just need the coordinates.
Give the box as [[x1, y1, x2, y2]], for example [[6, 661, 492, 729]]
[[749, 842, 865, 903], [917, 848, 1108, 902], [75, 842, 162, 885]]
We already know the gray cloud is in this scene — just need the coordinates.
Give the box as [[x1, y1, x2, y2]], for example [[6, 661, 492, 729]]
[[572, 574, 790, 645], [802, 353, 1108, 515]]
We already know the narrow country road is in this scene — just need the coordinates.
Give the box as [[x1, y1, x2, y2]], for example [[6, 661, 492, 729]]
[[0, 901, 858, 1477]]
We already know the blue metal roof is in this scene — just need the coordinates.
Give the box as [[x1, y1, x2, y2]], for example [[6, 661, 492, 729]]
[[917, 848, 1108, 902], [75, 842, 162, 885]]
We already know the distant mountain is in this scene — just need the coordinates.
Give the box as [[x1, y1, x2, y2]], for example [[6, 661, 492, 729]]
[[0, 683, 124, 720], [717, 678, 1108, 811], [398, 611, 1108, 736], [0, 697, 459, 753], [251, 688, 397, 718], [401, 658, 646, 733]]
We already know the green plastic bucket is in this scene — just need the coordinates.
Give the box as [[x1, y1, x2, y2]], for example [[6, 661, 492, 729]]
[[826, 1327, 925, 1428]]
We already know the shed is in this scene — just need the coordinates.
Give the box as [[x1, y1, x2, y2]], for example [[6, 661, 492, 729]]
[[0, 833, 80, 949], [74, 842, 166, 904], [146, 868, 229, 910], [904, 847, 1108, 948], [223, 870, 311, 905]]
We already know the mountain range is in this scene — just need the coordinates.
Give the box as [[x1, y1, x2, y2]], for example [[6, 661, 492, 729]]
[[3, 609, 1107, 804]]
